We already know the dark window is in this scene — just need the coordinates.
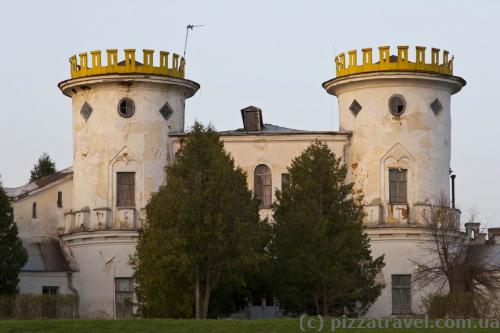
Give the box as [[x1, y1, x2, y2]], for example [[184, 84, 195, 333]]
[[117, 98, 135, 118], [389, 169, 407, 204], [430, 98, 443, 115], [115, 278, 134, 319], [389, 95, 406, 117], [252, 291, 262, 306], [159, 101, 174, 121], [254, 165, 272, 209], [42, 286, 59, 318], [57, 191, 63, 208], [349, 99, 362, 117], [117, 172, 135, 207], [392, 274, 411, 315], [265, 292, 274, 306], [80, 101, 93, 121], [281, 173, 290, 189], [42, 286, 59, 296], [32, 202, 37, 219]]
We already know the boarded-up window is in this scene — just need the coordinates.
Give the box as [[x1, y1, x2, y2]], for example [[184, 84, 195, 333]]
[[115, 277, 134, 319], [254, 165, 272, 209], [389, 169, 407, 203], [392, 274, 411, 315], [116, 172, 135, 207]]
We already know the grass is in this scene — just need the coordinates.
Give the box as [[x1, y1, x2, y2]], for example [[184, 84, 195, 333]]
[[0, 318, 499, 333]]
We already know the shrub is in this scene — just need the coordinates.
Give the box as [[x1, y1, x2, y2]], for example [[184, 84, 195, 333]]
[[423, 293, 477, 318], [0, 293, 78, 319]]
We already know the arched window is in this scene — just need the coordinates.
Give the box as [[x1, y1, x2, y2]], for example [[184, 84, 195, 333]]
[[57, 191, 63, 208], [254, 164, 272, 208]]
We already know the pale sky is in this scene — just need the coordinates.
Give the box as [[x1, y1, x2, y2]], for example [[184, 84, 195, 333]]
[[0, 0, 498, 226]]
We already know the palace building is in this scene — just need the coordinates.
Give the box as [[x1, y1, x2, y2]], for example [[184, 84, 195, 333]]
[[6, 45, 482, 318]]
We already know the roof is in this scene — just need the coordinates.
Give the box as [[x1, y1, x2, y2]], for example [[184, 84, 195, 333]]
[[5, 166, 73, 200], [22, 238, 72, 272], [218, 123, 308, 135], [216, 123, 349, 136]]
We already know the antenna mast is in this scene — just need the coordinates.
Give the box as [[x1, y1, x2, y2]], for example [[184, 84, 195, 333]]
[[183, 24, 204, 58]]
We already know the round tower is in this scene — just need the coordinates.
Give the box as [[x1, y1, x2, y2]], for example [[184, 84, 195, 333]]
[[323, 46, 465, 225], [323, 45, 466, 317], [58, 49, 199, 318]]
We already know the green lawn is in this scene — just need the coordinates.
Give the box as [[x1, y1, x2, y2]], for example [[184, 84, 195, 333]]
[[0, 318, 499, 333]]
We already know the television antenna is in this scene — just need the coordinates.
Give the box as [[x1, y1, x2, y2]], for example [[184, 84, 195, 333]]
[[183, 24, 204, 58]]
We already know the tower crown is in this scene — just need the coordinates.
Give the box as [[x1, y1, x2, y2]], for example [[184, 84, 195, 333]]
[[68, 49, 185, 79], [335, 45, 453, 78]]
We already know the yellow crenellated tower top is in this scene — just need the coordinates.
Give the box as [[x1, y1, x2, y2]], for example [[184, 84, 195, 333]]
[[335, 45, 453, 78], [69, 49, 185, 79]]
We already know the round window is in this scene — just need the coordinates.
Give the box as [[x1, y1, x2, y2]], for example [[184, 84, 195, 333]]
[[117, 98, 135, 118], [389, 95, 406, 117]]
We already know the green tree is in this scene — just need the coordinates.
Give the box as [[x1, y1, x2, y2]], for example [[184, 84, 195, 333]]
[[30, 153, 56, 183], [133, 122, 270, 319], [271, 141, 384, 316], [0, 178, 28, 296]]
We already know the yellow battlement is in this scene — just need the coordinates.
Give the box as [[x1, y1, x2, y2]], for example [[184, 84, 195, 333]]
[[69, 49, 185, 79], [335, 45, 453, 78]]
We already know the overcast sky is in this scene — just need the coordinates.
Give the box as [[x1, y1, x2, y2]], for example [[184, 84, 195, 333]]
[[0, 0, 498, 226]]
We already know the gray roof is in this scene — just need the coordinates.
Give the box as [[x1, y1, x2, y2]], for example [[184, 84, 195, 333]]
[[22, 238, 71, 272], [5, 166, 73, 200], [217, 123, 308, 135]]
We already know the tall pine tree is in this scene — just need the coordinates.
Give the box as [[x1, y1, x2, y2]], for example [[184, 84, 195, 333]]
[[29, 153, 56, 183], [0, 179, 27, 296], [132, 122, 270, 319], [271, 141, 384, 316]]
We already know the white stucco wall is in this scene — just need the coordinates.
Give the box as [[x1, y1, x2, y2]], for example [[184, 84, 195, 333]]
[[61, 231, 138, 318], [58, 75, 198, 230], [18, 272, 72, 295], [324, 72, 465, 225], [11, 175, 72, 238], [365, 228, 439, 317]]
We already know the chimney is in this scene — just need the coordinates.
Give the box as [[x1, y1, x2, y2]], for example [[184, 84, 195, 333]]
[[464, 222, 480, 240], [488, 228, 500, 244], [241, 106, 264, 132]]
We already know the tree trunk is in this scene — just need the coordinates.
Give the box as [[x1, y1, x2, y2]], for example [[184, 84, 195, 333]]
[[195, 275, 201, 320], [201, 284, 211, 319], [314, 294, 320, 315], [321, 291, 328, 316], [200, 270, 211, 319]]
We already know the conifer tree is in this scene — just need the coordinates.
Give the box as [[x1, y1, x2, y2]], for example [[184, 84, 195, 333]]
[[29, 153, 56, 183], [271, 141, 384, 316], [0, 179, 28, 296], [133, 122, 270, 319]]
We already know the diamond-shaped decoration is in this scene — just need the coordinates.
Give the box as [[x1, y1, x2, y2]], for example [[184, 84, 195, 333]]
[[430, 98, 443, 115], [159, 101, 174, 121], [80, 101, 93, 121], [349, 99, 362, 117]]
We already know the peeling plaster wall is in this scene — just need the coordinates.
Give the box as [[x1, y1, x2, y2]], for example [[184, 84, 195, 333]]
[[58, 75, 197, 318], [70, 81, 188, 225], [12, 176, 73, 238], [365, 228, 439, 317], [62, 232, 138, 319], [331, 74, 463, 224]]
